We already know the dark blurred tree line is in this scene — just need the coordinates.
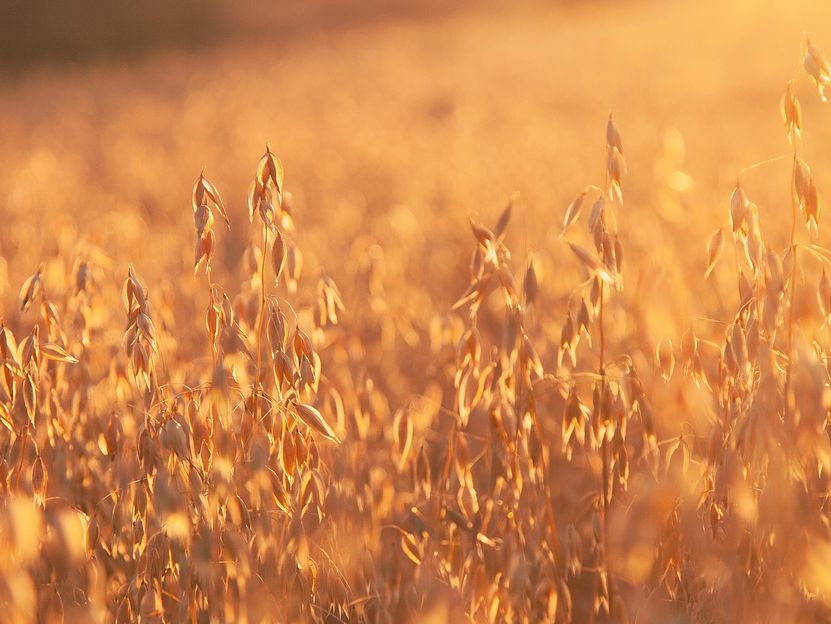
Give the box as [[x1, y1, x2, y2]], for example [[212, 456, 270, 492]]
[[0, 0, 484, 69], [0, 1, 224, 66]]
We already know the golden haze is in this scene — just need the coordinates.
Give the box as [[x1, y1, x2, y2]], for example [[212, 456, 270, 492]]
[[1, 0, 831, 622]]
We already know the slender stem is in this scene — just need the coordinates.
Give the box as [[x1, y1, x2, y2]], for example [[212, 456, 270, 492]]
[[439, 423, 456, 503], [599, 284, 606, 375], [785, 153, 798, 420], [598, 269, 614, 619], [597, 167, 613, 619], [526, 384, 563, 565], [15, 426, 28, 489], [207, 266, 215, 369], [255, 224, 269, 408]]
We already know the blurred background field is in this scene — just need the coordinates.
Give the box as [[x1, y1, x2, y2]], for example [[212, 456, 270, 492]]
[[3, 0, 831, 620], [0, 0, 826, 409], [1, 0, 830, 387]]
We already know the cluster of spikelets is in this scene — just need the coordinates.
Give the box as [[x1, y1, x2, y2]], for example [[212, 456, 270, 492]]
[[3, 37, 831, 624]]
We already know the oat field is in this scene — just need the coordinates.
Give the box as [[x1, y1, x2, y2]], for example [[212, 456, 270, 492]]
[[3, 1, 831, 622]]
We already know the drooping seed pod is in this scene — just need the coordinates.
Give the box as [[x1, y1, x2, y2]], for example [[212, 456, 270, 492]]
[[562, 189, 588, 236], [272, 229, 287, 284], [558, 312, 578, 369], [562, 387, 588, 460], [19, 264, 44, 312], [493, 194, 514, 240], [803, 38, 831, 102], [730, 184, 750, 237], [267, 301, 288, 353], [781, 81, 803, 142], [606, 113, 623, 154], [192, 172, 229, 227], [607, 146, 626, 204], [656, 338, 675, 382], [705, 228, 725, 278], [32, 454, 46, 507], [577, 298, 592, 344], [292, 401, 340, 444], [194, 228, 215, 275], [249, 146, 285, 225], [523, 258, 538, 310]]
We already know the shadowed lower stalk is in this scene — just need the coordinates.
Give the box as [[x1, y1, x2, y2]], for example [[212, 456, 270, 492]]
[[595, 166, 614, 623], [597, 227, 614, 624]]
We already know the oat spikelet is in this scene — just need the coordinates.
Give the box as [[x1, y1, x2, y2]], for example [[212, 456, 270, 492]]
[[19, 265, 44, 312], [781, 81, 802, 142], [292, 401, 341, 444], [804, 38, 831, 102], [705, 227, 725, 278]]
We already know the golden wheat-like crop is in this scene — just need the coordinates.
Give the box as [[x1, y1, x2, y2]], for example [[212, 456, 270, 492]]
[[3, 17, 831, 624]]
